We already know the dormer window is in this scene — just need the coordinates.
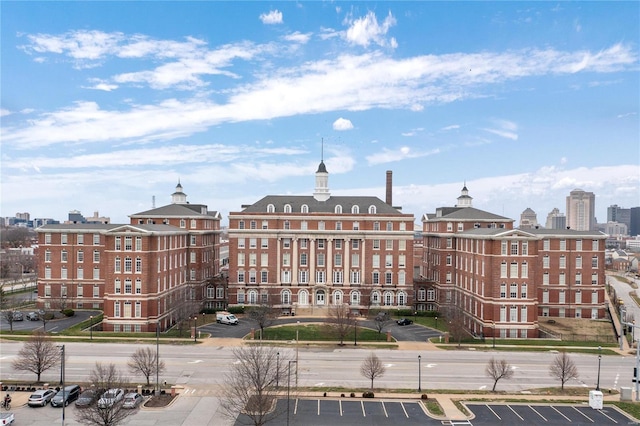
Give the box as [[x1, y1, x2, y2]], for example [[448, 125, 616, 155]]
[[368, 205, 377, 214], [335, 205, 342, 214], [267, 204, 275, 213], [351, 205, 359, 214], [301, 204, 309, 213], [284, 204, 292, 213]]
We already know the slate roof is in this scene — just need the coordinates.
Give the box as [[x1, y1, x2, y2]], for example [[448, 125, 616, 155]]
[[130, 203, 220, 219], [238, 195, 406, 215], [430, 207, 512, 222]]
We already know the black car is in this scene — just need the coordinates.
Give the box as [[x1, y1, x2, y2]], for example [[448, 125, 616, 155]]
[[397, 318, 413, 326], [51, 384, 81, 407]]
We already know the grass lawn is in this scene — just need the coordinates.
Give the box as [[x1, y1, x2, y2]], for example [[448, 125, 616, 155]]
[[259, 323, 392, 342]]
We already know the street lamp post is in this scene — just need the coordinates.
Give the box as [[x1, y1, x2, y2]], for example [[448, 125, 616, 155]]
[[57, 344, 65, 426], [418, 355, 422, 392], [596, 346, 602, 391], [193, 316, 197, 343], [353, 315, 357, 346], [287, 360, 297, 426], [276, 352, 280, 389], [435, 316, 438, 330], [156, 323, 160, 395], [89, 316, 93, 341]]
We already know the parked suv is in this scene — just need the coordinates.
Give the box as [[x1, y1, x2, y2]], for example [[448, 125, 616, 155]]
[[51, 384, 81, 407], [28, 389, 56, 407], [12, 312, 23, 321]]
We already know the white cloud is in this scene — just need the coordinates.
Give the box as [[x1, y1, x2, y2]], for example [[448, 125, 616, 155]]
[[366, 146, 440, 165], [260, 10, 283, 25], [85, 82, 119, 91], [617, 112, 637, 119], [283, 32, 311, 44], [344, 11, 397, 48], [482, 119, 518, 140], [0, 109, 11, 117], [3, 43, 636, 148], [333, 117, 353, 131], [441, 124, 460, 131]]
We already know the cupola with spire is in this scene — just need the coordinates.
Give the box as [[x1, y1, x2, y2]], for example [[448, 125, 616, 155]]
[[171, 180, 188, 204], [313, 140, 331, 202], [455, 182, 473, 208]]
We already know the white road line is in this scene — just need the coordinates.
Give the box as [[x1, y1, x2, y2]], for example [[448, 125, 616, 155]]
[[339, 399, 343, 416], [572, 407, 594, 422], [294, 398, 298, 415], [317, 399, 320, 416], [400, 401, 409, 418], [596, 409, 618, 424], [361, 400, 366, 417], [552, 406, 572, 422], [508, 405, 524, 421], [486, 404, 501, 420], [381, 401, 388, 417], [528, 405, 547, 421]]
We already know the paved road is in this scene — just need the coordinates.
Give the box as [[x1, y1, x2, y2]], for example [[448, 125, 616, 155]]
[[0, 310, 95, 333]]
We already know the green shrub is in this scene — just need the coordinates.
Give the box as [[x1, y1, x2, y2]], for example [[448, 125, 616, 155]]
[[227, 306, 245, 315], [362, 391, 375, 398], [61, 308, 75, 317]]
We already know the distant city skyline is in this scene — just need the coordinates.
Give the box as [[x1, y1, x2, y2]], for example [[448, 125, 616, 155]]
[[1, 2, 638, 225]]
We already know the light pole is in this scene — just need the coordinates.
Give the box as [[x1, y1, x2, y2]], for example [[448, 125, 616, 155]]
[[596, 345, 602, 391], [89, 316, 93, 341], [353, 315, 357, 346], [418, 355, 422, 392], [156, 322, 160, 395], [296, 320, 300, 385], [492, 322, 496, 349], [193, 316, 197, 343], [287, 360, 297, 426], [57, 345, 65, 426], [435, 316, 438, 330], [276, 352, 280, 389]]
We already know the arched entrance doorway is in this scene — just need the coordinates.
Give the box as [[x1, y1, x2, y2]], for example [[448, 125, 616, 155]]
[[316, 289, 325, 305]]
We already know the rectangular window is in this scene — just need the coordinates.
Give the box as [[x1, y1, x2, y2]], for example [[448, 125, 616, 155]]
[[238, 220, 245, 230], [500, 262, 507, 278], [238, 238, 245, 249], [559, 273, 566, 285], [281, 270, 291, 284], [576, 256, 582, 269], [372, 254, 380, 268], [575, 291, 582, 304], [353, 222, 359, 231], [93, 250, 100, 263], [446, 238, 453, 249], [317, 239, 325, 249], [559, 256, 566, 269], [237, 253, 245, 266], [591, 274, 598, 285], [299, 238, 308, 249], [93, 233, 100, 245], [333, 270, 343, 284], [576, 239, 583, 251], [315, 270, 325, 283], [299, 270, 308, 284], [318, 221, 325, 230], [125, 236, 132, 251], [385, 272, 393, 285], [335, 221, 342, 230], [115, 279, 121, 294], [399, 240, 406, 251], [543, 256, 550, 268], [373, 239, 380, 250], [350, 270, 360, 284], [77, 285, 83, 298], [114, 302, 120, 318], [386, 222, 393, 231], [61, 267, 68, 279], [61, 233, 68, 245], [45, 250, 51, 262], [125, 280, 132, 294], [373, 221, 380, 231], [135, 302, 142, 318], [190, 235, 197, 246], [261, 271, 268, 283], [398, 255, 406, 268], [249, 253, 257, 266], [250, 221, 256, 230], [300, 253, 307, 266], [543, 239, 550, 251], [301, 221, 308, 230], [521, 262, 528, 278], [282, 253, 290, 266], [592, 256, 598, 268], [510, 262, 518, 278], [385, 254, 393, 267], [521, 284, 527, 298], [261, 220, 268, 230], [190, 252, 197, 263], [521, 242, 528, 255], [510, 284, 517, 298], [261, 253, 268, 266], [61, 250, 68, 262], [124, 257, 132, 272], [500, 284, 506, 298], [351, 253, 359, 267], [372, 272, 380, 285], [93, 285, 99, 298], [135, 237, 142, 251], [77, 234, 84, 245], [317, 253, 325, 267], [334, 253, 342, 267], [501, 241, 508, 255], [115, 237, 121, 251], [93, 267, 99, 280], [237, 271, 245, 283], [560, 240, 566, 251], [283, 238, 291, 249], [592, 240, 599, 251], [249, 238, 257, 249], [249, 271, 256, 283], [261, 239, 268, 248], [510, 242, 518, 255], [352, 239, 359, 249], [45, 233, 52, 244], [559, 291, 566, 304]]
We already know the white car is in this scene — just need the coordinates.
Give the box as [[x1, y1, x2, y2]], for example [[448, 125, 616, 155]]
[[28, 389, 57, 407], [97, 388, 124, 408]]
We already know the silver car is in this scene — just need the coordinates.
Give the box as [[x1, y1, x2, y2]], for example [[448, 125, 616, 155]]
[[97, 388, 124, 408], [28, 389, 57, 407], [122, 392, 143, 409]]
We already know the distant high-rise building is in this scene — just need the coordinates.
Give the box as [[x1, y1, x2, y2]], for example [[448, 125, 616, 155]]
[[566, 189, 596, 231], [545, 208, 566, 230], [630, 207, 640, 237], [607, 204, 631, 234], [519, 208, 538, 229], [16, 212, 30, 221]]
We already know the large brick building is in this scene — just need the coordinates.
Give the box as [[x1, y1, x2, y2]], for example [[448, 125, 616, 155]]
[[36, 183, 222, 332], [420, 186, 607, 338], [227, 164, 415, 315]]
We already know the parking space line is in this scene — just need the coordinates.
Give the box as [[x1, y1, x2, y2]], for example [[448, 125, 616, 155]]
[[294, 398, 299, 415], [596, 409, 618, 424], [528, 405, 547, 421], [507, 405, 524, 421], [400, 401, 409, 418], [361, 400, 366, 417], [381, 401, 388, 417], [485, 404, 501, 420], [339, 400, 343, 416], [551, 406, 572, 422], [317, 399, 320, 416], [572, 407, 594, 422]]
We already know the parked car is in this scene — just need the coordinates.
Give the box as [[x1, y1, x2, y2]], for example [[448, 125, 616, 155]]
[[28, 389, 57, 407], [0, 412, 15, 425], [26, 312, 39, 321], [75, 389, 97, 408], [216, 312, 239, 325], [397, 318, 413, 326], [51, 384, 81, 407], [97, 388, 124, 408], [12, 312, 23, 321], [122, 392, 143, 409]]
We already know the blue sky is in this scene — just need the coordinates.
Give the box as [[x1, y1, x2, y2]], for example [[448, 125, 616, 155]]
[[1, 1, 638, 226]]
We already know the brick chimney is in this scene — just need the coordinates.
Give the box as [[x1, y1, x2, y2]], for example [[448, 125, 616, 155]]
[[386, 170, 392, 206]]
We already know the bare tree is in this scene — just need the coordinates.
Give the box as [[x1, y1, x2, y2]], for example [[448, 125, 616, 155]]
[[485, 357, 514, 392], [11, 331, 60, 381], [220, 344, 289, 426], [327, 304, 353, 346], [549, 352, 579, 390], [446, 305, 467, 347], [1, 307, 18, 333], [371, 311, 392, 334], [127, 347, 166, 386], [360, 352, 386, 390], [75, 362, 134, 426], [248, 304, 279, 334], [0, 286, 18, 333]]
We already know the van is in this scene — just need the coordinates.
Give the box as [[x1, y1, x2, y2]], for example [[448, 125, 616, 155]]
[[216, 312, 239, 325], [51, 384, 81, 407]]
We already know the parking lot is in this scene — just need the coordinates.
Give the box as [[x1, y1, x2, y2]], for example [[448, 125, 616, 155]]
[[465, 403, 636, 426]]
